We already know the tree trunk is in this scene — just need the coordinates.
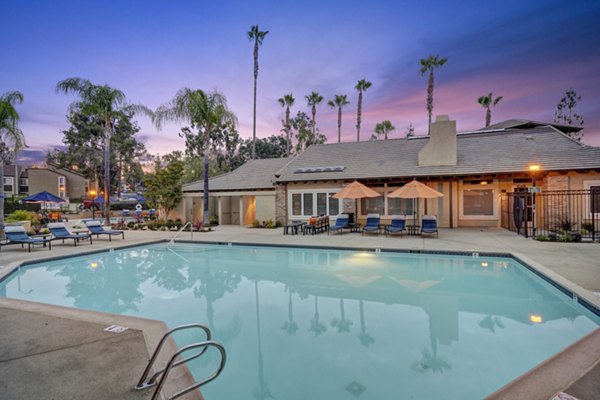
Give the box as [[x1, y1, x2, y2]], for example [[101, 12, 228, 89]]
[[0, 163, 5, 238], [311, 105, 316, 136], [356, 91, 363, 142], [203, 148, 210, 229], [485, 107, 491, 127], [103, 122, 111, 225], [252, 42, 259, 160], [285, 106, 291, 157], [337, 107, 342, 143], [427, 69, 434, 135]]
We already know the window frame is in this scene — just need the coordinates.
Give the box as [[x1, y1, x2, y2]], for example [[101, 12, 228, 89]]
[[459, 183, 498, 220], [584, 180, 600, 216], [288, 188, 341, 219]]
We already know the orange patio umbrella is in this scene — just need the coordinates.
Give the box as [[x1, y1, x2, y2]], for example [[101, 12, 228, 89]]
[[332, 181, 380, 199], [387, 179, 443, 221]]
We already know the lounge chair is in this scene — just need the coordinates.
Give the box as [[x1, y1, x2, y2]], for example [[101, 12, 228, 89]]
[[362, 213, 381, 235], [421, 215, 439, 237], [48, 222, 92, 246], [1, 225, 53, 252], [84, 220, 125, 241], [328, 214, 350, 235], [385, 215, 406, 236]]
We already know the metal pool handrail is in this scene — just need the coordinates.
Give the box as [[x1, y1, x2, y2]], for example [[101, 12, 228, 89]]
[[169, 221, 193, 245]]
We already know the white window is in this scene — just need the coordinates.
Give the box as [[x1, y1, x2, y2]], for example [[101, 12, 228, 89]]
[[460, 183, 498, 219], [289, 190, 340, 218], [360, 196, 384, 215], [358, 187, 414, 217], [3, 177, 14, 193], [19, 178, 28, 186]]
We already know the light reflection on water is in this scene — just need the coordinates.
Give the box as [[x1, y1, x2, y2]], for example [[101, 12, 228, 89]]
[[1, 244, 598, 399]]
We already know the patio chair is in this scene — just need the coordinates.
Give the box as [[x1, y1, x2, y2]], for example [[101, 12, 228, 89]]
[[385, 215, 406, 236], [362, 213, 381, 235], [328, 214, 350, 235], [421, 215, 439, 237], [84, 220, 125, 241], [48, 222, 93, 246], [1, 225, 53, 252]]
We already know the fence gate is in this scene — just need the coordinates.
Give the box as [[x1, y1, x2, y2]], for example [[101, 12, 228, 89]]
[[501, 190, 598, 241]]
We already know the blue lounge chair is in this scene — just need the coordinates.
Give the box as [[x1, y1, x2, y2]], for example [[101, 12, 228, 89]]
[[385, 215, 406, 236], [1, 225, 52, 252], [421, 215, 439, 237], [84, 220, 125, 241], [48, 222, 92, 246], [328, 214, 349, 235], [362, 213, 381, 235]]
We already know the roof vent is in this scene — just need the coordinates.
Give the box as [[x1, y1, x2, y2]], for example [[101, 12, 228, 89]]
[[294, 166, 345, 174], [525, 135, 533, 140]]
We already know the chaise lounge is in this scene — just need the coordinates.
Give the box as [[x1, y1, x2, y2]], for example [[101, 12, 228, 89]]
[[421, 215, 439, 237], [385, 215, 406, 236], [48, 222, 93, 246], [84, 220, 125, 241], [328, 214, 350, 234], [362, 213, 381, 235], [1, 225, 53, 252]]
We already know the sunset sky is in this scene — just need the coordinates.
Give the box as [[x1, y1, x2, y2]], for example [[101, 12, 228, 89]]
[[2, 0, 600, 164]]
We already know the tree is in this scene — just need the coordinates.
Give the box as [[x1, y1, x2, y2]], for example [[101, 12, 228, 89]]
[[235, 135, 289, 165], [371, 120, 395, 140], [0, 91, 26, 235], [305, 91, 324, 137], [419, 55, 448, 134], [477, 92, 503, 128], [0, 142, 15, 165], [47, 109, 147, 194], [247, 25, 269, 160], [555, 88, 584, 141], [144, 159, 184, 220], [327, 94, 350, 143], [355, 79, 372, 142], [56, 78, 151, 223], [154, 88, 237, 228], [291, 111, 327, 153], [278, 93, 295, 156]]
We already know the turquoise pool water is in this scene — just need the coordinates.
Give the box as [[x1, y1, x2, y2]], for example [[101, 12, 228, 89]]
[[1, 243, 598, 399]]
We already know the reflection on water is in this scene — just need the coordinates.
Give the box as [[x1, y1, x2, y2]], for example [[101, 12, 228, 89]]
[[1, 244, 599, 399]]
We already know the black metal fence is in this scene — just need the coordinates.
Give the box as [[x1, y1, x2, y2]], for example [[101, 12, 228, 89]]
[[501, 190, 599, 242]]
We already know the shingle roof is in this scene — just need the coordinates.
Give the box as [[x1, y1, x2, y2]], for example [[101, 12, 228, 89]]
[[183, 157, 291, 192], [482, 119, 582, 133], [275, 126, 600, 183]]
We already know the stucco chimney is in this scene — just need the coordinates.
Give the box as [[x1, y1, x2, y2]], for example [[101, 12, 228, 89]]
[[418, 115, 457, 166]]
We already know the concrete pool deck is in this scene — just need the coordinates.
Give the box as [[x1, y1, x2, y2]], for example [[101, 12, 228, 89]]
[[0, 225, 599, 399]]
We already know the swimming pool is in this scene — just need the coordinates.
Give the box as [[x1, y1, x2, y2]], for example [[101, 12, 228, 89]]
[[1, 243, 598, 399]]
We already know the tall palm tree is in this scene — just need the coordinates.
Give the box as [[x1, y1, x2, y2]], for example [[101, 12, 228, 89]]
[[354, 79, 372, 142], [477, 92, 503, 127], [277, 93, 295, 156], [247, 25, 269, 160], [0, 91, 26, 235], [419, 55, 448, 134], [371, 120, 395, 140], [327, 94, 350, 143], [154, 88, 237, 228], [56, 78, 150, 224], [305, 91, 324, 136]]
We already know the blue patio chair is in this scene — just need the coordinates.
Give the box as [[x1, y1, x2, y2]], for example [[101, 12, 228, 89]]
[[385, 215, 406, 236], [84, 220, 125, 241], [48, 222, 92, 246], [1, 225, 52, 252], [362, 213, 381, 235], [421, 215, 439, 237], [328, 214, 350, 235]]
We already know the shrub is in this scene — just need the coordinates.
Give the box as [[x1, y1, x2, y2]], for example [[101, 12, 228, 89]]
[[581, 222, 594, 233], [209, 215, 219, 226], [548, 232, 559, 242], [535, 235, 548, 242], [251, 220, 261, 228], [263, 219, 275, 229], [165, 219, 175, 229], [560, 219, 574, 232], [5, 210, 39, 223]]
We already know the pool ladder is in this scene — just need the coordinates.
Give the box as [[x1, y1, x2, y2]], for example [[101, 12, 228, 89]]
[[135, 323, 226, 400], [169, 222, 194, 245]]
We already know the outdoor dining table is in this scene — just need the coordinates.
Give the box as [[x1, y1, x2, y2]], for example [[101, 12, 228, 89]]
[[283, 221, 305, 235]]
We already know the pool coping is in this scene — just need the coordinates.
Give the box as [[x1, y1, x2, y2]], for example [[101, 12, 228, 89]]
[[1, 238, 599, 400]]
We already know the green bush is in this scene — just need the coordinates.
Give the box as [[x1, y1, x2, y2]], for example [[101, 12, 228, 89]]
[[209, 215, 219, 226], [535, 235, 548, 242], [5, 210, 39, 223], [263, 219, 275, 229], [251, 220, 261, 228]]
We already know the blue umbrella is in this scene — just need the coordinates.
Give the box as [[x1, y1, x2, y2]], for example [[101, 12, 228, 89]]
[[22, 191, 66, 203]]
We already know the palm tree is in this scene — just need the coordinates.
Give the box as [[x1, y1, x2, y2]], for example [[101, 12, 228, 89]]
[[247, 25, 269, 160], [327, 94, 350, 143], [305, 91, 324, 136], [281, 288, 299, 334], [278, 93, 295, 156], [419, 55, 448, 134], [354, 79, 372, 142], [56, 78, 150, 224], [371, 120, 395, 140], [477, 92, 503, 127], [357, 300, 375, 346], [330, 298, 353, 333], [308, 296, 327, 336], [0, 91, 26, 235], [154, 88, 237, 228]]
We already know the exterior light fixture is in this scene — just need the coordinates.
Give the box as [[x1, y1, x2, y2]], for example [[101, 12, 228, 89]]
[[529, 314, 543, 324], [529, 164, 540, 172], [480, 181, 488, 185]]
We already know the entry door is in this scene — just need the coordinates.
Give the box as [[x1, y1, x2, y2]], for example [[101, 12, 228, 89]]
[[231, 196, 240, 225]]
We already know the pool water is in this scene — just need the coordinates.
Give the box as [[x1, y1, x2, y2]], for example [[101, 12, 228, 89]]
[[1, 244, 598, 399]]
